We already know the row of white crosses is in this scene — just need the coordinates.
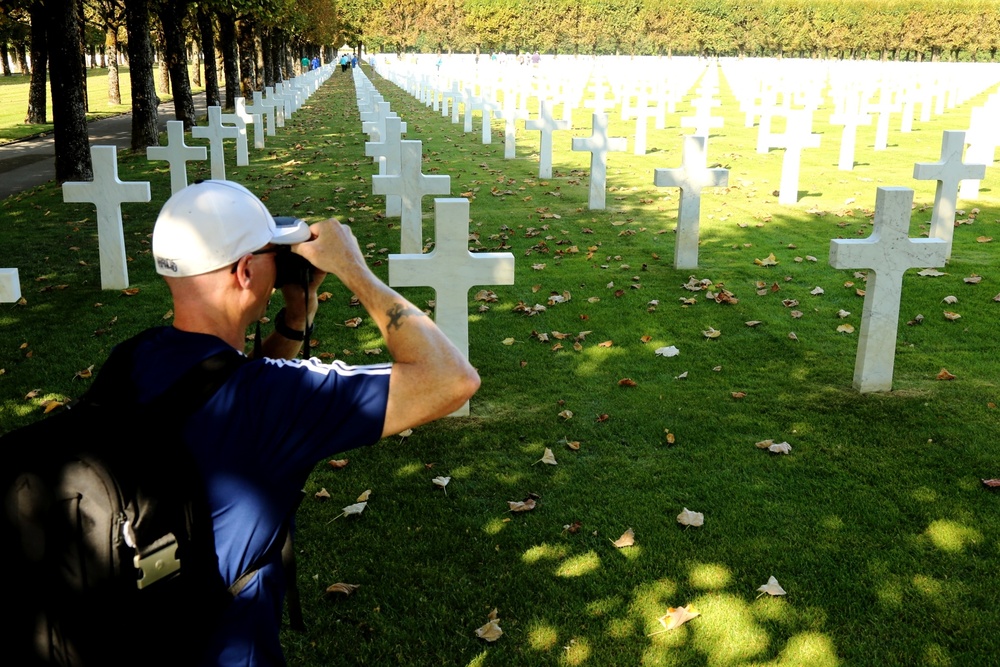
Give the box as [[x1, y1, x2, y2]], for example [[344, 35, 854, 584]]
[[370, 56, 1000, 397], [379, 59, 731, 270], [56, 65, 335, 290], [353, 68, 516, 416]]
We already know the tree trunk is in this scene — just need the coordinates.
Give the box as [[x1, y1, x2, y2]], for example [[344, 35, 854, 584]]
[[16, 42, 29, 73], [283, 44, 293, 81], [0, 43, 9, 76], [159, 0, 195, 128], [191, 43, 201, 87], [218, 9, 239, 109], [261, 30, 274, 87], [237, 17, 255, 98], [107, 26, 121, 104], [47, 0, 92, 182], [124, 0, 159, 150], [77, 0, 88, 111], [25, 1, 47, 124], [157, 44, 170, 95], [196, 3, 220, 108]]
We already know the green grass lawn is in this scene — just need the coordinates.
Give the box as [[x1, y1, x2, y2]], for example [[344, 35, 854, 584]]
[[1, 62, 998, 666]]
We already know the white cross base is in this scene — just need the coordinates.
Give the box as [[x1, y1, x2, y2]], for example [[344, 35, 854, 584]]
[[63, 146, 151, 290], [829, 187, 947, 392], [571, 113, 626, 210], [0, 268, 21, 302], [147, 120, 207, 195], [389, 198, 515, 416], [653, 135, 729, 270]]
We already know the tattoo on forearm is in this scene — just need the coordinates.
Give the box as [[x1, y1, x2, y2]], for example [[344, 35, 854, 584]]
[[386, 303, 424, 331]]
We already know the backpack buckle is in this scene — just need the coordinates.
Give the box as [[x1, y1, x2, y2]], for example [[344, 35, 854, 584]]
[[134, 539, 181, 589]]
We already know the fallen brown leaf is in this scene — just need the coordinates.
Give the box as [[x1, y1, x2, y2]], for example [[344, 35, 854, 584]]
[[508, 499, 536, 512], [325, 582, 360, 596], [612, 528, 635, 548], [654, 605, 700, 632], [475, 609, 503, 642]]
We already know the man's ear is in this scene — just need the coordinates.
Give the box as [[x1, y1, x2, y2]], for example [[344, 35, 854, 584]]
[[233, 254, 254, 289]]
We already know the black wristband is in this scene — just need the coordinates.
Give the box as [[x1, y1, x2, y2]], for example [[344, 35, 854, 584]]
[[275, 308, 312, 341]]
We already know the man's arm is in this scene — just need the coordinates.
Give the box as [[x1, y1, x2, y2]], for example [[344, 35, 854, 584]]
[[293, 219, 481, 436]]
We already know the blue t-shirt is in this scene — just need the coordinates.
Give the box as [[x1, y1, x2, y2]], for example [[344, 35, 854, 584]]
[[128, 327, 391, 666]]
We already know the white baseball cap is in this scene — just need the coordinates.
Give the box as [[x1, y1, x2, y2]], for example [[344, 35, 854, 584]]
[[152, 180, 311, 277]]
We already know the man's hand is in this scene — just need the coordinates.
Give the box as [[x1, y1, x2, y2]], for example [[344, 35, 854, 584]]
[[291, 219, 373, 295]]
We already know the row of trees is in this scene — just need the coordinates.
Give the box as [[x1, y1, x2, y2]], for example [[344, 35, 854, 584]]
[[357, 0, 1000, 62], [0, 0, 347, 182]]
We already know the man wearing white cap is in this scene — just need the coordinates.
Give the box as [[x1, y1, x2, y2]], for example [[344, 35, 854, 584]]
[[139, 180, 479, 665]]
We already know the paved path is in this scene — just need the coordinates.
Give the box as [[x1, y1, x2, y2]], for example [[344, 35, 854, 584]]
[[0, 90, 219, 200]]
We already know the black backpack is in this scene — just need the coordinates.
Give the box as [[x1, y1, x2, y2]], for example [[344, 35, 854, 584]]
[[2, 334, 250, 666]]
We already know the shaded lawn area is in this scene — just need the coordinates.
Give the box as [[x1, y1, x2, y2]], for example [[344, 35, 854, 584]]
[[1, 62, 998, 666]]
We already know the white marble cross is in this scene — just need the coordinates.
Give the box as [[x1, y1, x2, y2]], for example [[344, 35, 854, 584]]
[[463, 88, 480, 133], [755, 88, 781, 154], [372, 140, 451, 254], [525, 100, 570, 179], [252, 90, 276, 137], [389, 198, 515, 416], [442, 80, 461, 120], [868, 89, 900, 151], [146, 120, 207, 194], [829, 187, 947, 393], [0, 267, 20, 303], [497, 91, 525, 159], [829, 91, 871, 171], [626, 91, 658, 156], [191, 106, 238, 180], [680, 95, 723, 138], [365, 115, 405, 218], [220, 109, 250, 166], [653, 135, 729, 270], [481, 96, 501, 145], [584, 82, 613, 115], [572, 113, 627, 210], [913, 130, 986, 259], [959, 105, 999, 200], [63, 145, 151, 290], [237, 97, 265, 149], [269, 84, 290, 125], [263, 86, 286, 128], [771, 110, 820, 205]]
